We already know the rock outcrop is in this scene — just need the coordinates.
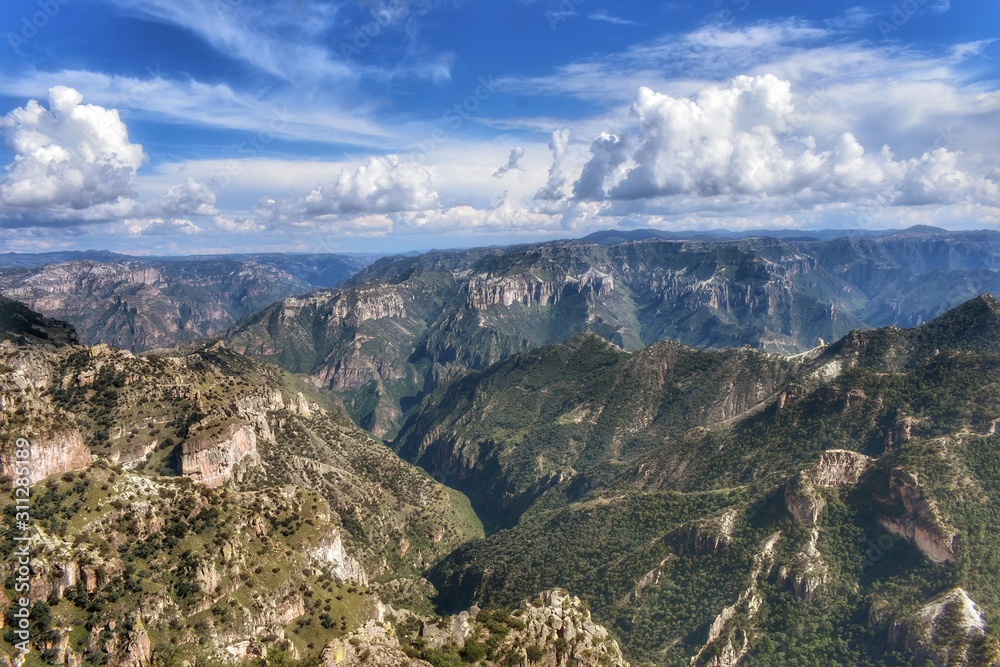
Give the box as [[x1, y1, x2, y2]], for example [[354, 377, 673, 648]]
[[321, 621, 431, 667], [674, 511, 736, 555], [310, 529, 368, 585], [876, 467, 958, 564], [776, 528, 828, 603], [889, 588, 995, 666], [180, 421, 259, 487], [496, 589, 629, 667], [691, 533, 781, 666], [0, 429, 91, 485], [785, 450, 874, 527]]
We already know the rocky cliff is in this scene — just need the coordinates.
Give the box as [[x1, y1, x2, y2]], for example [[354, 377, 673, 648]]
[[0, 301, 483, 666], [180, 421, 259, 488], [229, 230, 1000, 437], [0, 253, 367, 351]]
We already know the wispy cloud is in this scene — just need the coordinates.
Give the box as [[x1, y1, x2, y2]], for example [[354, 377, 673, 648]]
[[588, 11, 639, 26], [100, 0, 351, 83], [0, 69, 395, 149]]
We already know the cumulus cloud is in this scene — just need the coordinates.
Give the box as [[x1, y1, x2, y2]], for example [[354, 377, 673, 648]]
[[535, 128, 572, 201], [212, 215, 264, 233], [148, 177, 218, 217], [573, 75, 1000, 210], [493, 146, 526, 178], [0, 86, 145, 224], [125, 217, 202, 235], [302, 155, 439, 215]]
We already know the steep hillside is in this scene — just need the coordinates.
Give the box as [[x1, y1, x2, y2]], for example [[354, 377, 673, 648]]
[[394, 333, 796, 530], [0, 300, 492, 665], [0, 253, 368, 352], [228, 229, 1000, 438], [412, 295, 1000, 665]]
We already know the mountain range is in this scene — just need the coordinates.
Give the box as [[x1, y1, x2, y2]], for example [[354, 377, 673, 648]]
[[0, 254, 372, 352], [2, 229, 1000, 666], [227, 227, 1000, 438], [0, 296, 626, 667]]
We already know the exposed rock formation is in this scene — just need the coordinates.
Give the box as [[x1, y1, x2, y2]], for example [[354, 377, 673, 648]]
[[180, 421, 259, 487], [0, 254, 364, 351], [876, 467, 957, 564], [674, 511, 736, 555], [0, 429, 91, 485], [885, 412, 914, 451], [691, 533, 781, 666], [889, 589, 996, 666], [420, 608, 478, 650], [496, 589, 629, 667], [785, 450, 874, 527], [310, 529, 369, 585], [321, 621, 431, 667], [776, 528, 828, 603]]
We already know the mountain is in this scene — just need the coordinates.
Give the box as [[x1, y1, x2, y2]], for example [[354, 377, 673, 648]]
[[227, 229, 1000, 438], [0, 299, 631, 667], [0, 300, 470, 664], [0, 253, 371, 351], [0, 250, 131, 268], [0, 295, 79, 347], [583, 225, 954, 245], [397, 294, 1000, 665]]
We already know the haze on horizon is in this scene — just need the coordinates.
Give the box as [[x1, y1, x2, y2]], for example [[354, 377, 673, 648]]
[[1, 0, 999, 255]]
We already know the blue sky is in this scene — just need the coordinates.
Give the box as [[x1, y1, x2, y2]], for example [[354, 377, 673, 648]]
[[0, 0, 998, 254]]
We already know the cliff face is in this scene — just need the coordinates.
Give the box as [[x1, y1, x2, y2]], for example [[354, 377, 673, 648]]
[[784, 450, 874, 527], [310, 529, 369, 586], [229, 231, 1000, 437], [0, 429, 92, 484], [0, 253, 366, 351], [876, 467, 958, 564], [888, 589, 998, 666], [180, 422, 260, 488]]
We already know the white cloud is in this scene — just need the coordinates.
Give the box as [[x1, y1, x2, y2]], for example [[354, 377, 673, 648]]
[[930, 0, 951, 15], [572, 75, 1000, 211], [302, 155, 439, 215], [0, 70, 393, 149], [493, 146, 525, 178], [147, 178, 218, 217], [0, 86, 145, 225], [535, 128, 572, 201], [100, 0, 350, 83], [588, 11, 639, 26], [125, 217, 202, 235], [212, 215, 264, 233]]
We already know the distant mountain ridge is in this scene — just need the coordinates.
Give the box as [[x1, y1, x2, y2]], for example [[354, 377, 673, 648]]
[[0, 253, 373, 351], [228, 228, 1000, 437]]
